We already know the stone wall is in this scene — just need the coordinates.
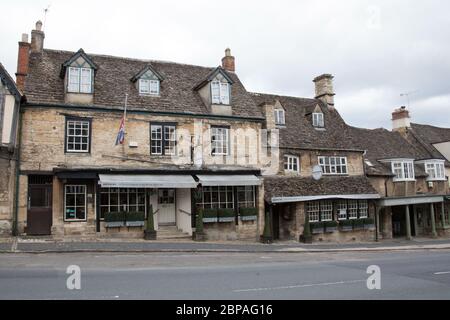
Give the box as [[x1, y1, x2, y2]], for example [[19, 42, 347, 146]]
[[0, 153, 15, 235], [203, 219, 258, 241]]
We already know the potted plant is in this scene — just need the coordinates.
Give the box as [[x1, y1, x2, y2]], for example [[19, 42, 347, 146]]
[[339, 219, 353, 232], [239, 207, 258, 221], [325, 220, 338, 233], [202, 208, 218, 223], [104, 211, 125, 228], [310, 221, 324, 234], [363, 218, 375, 230], [194, 208, 206, 241], [353, 218, 364, 231], [144, 205, 157, 240], [218, 208, 235, 222], [300, 214, 312, 243], [125, 211, 145, 227]]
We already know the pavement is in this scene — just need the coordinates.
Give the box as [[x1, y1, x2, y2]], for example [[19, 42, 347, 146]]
[[1, 236, 450, 253], [1, 250, 450, 299]]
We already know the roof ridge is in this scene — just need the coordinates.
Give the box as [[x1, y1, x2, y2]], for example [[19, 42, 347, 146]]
[[412, 122, 450, 131], [249, 91, 317, 102], [42, 48, 216, 71]]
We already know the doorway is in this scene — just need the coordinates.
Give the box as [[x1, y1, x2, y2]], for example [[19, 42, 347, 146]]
[[158, 189, 176, 225], [27, 175, 53, 235]]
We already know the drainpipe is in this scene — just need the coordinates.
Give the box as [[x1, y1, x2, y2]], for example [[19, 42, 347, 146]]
[[12, 106, 23, 236]]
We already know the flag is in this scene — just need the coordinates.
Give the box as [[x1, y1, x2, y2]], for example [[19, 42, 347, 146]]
[[115, 116, 125, 145], [115, 94, 128, 145]]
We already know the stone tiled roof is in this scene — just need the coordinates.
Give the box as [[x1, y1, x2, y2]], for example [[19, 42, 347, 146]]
[[24, 49, 263, 119], [346, 126, 431, 176], [250, 92, 362, 150], [264, 175, 379, 202], [407, 123, 450, 163]]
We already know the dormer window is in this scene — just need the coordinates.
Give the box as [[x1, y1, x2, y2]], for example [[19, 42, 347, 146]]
[[391, 160, 415, 181], [211, 81, 230, 105], [312, 112, 324, 127], [274, 109, 285, 126], [424, 161, 446, 181], [139, 79, 159, 95], [68, 67, 92, 93]]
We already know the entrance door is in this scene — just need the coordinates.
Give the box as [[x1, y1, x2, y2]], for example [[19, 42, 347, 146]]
[[27, 176, 53, 235], [158, 189, 176, 225]]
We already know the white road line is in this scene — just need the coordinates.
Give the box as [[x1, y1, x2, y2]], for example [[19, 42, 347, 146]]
[[434, 271, 450, 275], [233, 279, 366, 292]]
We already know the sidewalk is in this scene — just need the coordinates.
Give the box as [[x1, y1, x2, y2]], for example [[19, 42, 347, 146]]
[[1, 237, 450, 253]]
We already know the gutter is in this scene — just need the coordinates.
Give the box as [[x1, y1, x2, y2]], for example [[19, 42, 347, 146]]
[[271, 193, 381, 204], [282, 146, 366, 153], [23, 102, 265, 123]]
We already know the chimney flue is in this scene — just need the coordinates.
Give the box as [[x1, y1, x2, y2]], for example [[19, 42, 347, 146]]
[[31, 20, 45, 53], [16, 33, 31, 91], [313, 74, 335, 109], [221, 48, 235, 72], [392, 106, 411, 132]]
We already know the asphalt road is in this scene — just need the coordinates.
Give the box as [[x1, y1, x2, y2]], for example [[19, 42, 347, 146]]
[[1, 250, 450, 299]]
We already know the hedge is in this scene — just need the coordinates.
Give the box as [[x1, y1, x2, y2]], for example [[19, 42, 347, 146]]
[[104, 212, 125, 222], [218, 208, 235, 217], [239, 207, 258, 216]]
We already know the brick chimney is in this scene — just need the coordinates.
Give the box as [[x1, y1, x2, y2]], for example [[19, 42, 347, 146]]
[[221, 48, 235, 72], [313, 74, 335, 109], [392, 106, 411, 132], [16, 33, 30, 91], [31, 20, 45, 53]]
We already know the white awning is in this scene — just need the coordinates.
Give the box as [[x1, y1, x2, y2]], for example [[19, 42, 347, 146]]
[[98, 174, 198, 188], [197, 175, 262, 186]]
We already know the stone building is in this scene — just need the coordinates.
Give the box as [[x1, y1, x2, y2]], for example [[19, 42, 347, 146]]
[[14, 22, 267, 241], [0, 62, 22, 236], [251, 75, 381, 243]]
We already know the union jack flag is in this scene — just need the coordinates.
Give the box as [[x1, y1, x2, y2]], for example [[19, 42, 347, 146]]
[[115, 94, 128, 145]]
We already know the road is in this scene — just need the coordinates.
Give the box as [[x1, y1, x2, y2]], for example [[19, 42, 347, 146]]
[[1, 250, 450, 299]]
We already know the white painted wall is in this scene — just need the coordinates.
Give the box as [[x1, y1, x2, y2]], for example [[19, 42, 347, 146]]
[[176, 188, 192, 235], [433, 141, 450, 161], [1, 94, 16, 145]]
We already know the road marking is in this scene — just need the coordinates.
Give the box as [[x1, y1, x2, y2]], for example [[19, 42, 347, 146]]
[[233, 279, 366, 292], [434, 271, 450, 275]]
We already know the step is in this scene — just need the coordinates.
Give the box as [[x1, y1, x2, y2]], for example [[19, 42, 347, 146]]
[[157, 226, 191, 240]]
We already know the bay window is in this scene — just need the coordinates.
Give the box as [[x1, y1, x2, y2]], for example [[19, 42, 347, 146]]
[[425, 161, 446, 181], [391, 160, 415, 181]]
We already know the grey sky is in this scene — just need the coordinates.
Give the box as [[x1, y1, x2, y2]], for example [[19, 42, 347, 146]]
[[1, 0, 449, 129]]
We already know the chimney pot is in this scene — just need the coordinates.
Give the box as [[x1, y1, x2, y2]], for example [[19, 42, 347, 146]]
[[392, 106, 411, 131], [21, 33, 29, 42], [221, 48, 235, 72], [35, 20, 43, 31], [313, 74, 335, 109]]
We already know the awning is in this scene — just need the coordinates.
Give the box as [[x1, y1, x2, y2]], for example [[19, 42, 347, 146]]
[[98, 174, 198, 188], [379, 195, 445, 207], [197, 175, 262, 186]]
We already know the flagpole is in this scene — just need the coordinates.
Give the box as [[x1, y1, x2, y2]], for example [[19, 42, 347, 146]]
[[123, 93, 128, 133]]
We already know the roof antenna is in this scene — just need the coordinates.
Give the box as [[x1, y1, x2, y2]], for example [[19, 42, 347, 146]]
[[400, 90, 418, 109], [43, 3, 51, 30]]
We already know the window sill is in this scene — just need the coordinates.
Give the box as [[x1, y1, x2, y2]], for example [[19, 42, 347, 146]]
[[64, 219, 87, 223], [65, 152, 91, 155], [139, 93, 160, 97], [393, 179, 416, 183], [275, 125, 286, 128]]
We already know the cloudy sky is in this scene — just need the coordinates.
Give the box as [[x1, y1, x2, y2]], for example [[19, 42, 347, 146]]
[[1, 0, 449, 129]]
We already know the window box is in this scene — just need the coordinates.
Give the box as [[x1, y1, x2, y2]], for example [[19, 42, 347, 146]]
[[125, 212, 145, 227], [202, 208, 218, 223], [339, 219, 353, 232], [104, 212, 125, 228], [218, 208, 236, 222], [310, 222, 325, 234], [352, 219, 365, 231], [363, 218, 375, 230], [325, 221, 338, 233], [239, 207, 258, 221]]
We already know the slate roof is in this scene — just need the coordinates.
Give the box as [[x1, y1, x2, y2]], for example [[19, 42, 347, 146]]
[[250, 92, 362, 150], [24, 49, 263, 119], [264, 176, 379, 202], [407, 123, 450, 163]]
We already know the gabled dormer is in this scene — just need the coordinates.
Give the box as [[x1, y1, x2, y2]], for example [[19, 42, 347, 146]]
[[273, 100, 285, 127], [307, 104, 325, 130], [60, 49, 98, 104], [194, 66, 234, 116], [131, 65, 164, 96]]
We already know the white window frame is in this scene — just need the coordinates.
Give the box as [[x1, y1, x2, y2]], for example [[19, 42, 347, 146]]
[[211, 81, 230, 105], [284, 155, 299, 173], [348, 200, 358, 220], [211, 126, 229, 156], [67, 67, 92, 93], [66, 119, 90, 153], [320, 201, 333, 221], [358, 200, 368, 218], [312, 112, 324, 127], [337, 201, 347, 220], [424, 161, 446, 181], [151, 124, 176, 156], [307, 202, 320, 222], [64, 185, 87, 222], [391, 160, 415, 181], [318, 156, 348, 175], [139, 79, 160, 95], [274, 109, 285, 126], [199, 186, 234, 209]]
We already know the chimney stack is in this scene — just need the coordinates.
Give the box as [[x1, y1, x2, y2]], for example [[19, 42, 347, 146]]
[[31, 20, 45, 53], [221, 48, 235, 72], [392, 106, 411, 132], [16, 33, 31, 91], [313, 74, 335, 109]]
